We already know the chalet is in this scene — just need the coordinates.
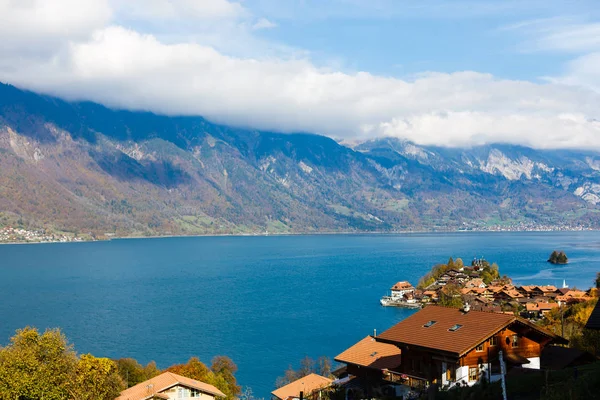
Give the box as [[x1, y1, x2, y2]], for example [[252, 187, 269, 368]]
[[375, 305, 566, 390], [271, 374, 332, 400], [539, 285, 558, 295], [525, 302, 559, 319], [422, 291, 439, 302], [436, 270, 468, 286], [556, 289, 593, 306], [464, 278, 486, 289], [390, 281, 415, 299], [493, 289, 524, 302], [334, 336, 402, 397], [115, 372, 225, 400], [517, 285, 538, 298]]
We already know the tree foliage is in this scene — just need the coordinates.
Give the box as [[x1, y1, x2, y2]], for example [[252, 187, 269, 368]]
[[275, 356, 334, 388], [438, 284, 464, 308], [68, 354, 125, 400], [0, 327, 125, 400], [0, 327, 77, 400], [115, 357, 160, 388], [167, 356, 240, 400], [541, 298, 599, 355], [548, 250, 568, 264]]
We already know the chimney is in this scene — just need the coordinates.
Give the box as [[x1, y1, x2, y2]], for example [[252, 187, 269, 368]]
[[373, 328, 377, 337]]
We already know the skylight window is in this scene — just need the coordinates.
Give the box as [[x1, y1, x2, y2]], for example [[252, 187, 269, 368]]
[[423, 320, 437, 328], [448, 324, 463, 332]]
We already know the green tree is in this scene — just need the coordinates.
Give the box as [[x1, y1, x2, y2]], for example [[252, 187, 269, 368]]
[[168, 356, 240, 400], [595, 272, 600, 290], [0, 327, 77, 400], [438, 284, 463, 308], [68, 354, 125, 400], [447, 257, 455, 269], [116, 358, 160, 387]]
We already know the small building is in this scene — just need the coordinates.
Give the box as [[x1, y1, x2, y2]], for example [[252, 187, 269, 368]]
[[115, 372, 226, 400], [375, 305, 566, 390], [334, 335, 402, 397], [271, 374, 332, 400], [525, 302, 559, 319], [390, 281, 415, 299], [556, 289, 593, 306], [493, 289, 524, 302], [464, 278, 486, 289]]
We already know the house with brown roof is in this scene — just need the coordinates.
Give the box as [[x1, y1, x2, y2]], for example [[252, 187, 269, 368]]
[[271, 374, 332, 400], [115, 372, 226, 400], [390, 281, 415, 299], [375, 305, 566, 390], [464, 278, 486, 289], [493, 289, 524, 302], [335, 335, 402, 378], [525, 302, 559, 318], [556, 289, 593, 306]]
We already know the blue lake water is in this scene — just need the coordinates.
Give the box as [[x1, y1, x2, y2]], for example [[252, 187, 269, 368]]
[[0, 232, 598, 396]]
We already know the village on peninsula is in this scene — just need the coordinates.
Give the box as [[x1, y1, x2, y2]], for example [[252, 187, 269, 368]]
[[266, 257, 600, 400]]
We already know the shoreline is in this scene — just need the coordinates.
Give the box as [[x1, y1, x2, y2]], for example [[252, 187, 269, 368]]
[[0, 227, 597, 245]]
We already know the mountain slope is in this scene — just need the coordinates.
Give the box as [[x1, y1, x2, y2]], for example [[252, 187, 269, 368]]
[[0, 83, 598, 237]]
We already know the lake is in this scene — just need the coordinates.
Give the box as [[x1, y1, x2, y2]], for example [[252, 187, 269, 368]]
[[0, 232, 598, 396]]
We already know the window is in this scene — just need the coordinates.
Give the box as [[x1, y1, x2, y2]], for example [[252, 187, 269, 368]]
[[423, 320, 437, 328], [446, 364, 456, 382], [490, 336, 498, 346], [512, 334, 519, 348], [469, 366, 479, 381], [448, 324, 463, 332], [475, 343, 484, 352], [191, 389, 201, 398]]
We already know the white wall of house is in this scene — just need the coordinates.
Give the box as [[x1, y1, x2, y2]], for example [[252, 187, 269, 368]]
[[522, 357, 540, 369], [159, 385, 218, 400], [391, 288, 413, 298]]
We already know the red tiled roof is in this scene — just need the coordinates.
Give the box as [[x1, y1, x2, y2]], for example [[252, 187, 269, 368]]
[[335, 336, 402, 370], [391, 281, 414, 291], [116, 372, 225, 400], [376, 305, 562, 356], [271, 374, 332, 400]]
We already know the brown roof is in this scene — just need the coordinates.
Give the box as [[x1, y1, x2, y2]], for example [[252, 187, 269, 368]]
[[539, 285, 558, 293], [271, 374, 332, 400], [376, 305, 562, 357], [335, 336, 402, 370], [526, 302, 559, 312], [391, 281, 414, 291], [116, 372, 226, 400], [585, 300, 600, 330]]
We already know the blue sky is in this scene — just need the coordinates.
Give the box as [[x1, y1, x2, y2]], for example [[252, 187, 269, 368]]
[[245, 0, 596, 79], [1, 0, 600, 149]]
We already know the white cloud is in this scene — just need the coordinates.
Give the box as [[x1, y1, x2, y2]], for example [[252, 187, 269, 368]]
[[0, 0, 600, 150], [252, 18, 278, 30], [113, 0, 246, 21]]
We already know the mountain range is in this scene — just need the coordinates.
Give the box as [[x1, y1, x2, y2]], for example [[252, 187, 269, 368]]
[[1, 82, 600, 238]]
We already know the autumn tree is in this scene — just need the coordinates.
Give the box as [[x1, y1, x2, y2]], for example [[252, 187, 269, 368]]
[[167, 356, 240, 400], [0, 327, 77, 400], [438, 284, 463, 309], [68, 354, 125, 400], [275, 356, 335, 388], [115, 357, 160, 387]]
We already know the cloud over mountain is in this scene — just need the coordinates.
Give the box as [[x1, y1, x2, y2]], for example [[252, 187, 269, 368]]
[[1, 0, 599, 149]]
